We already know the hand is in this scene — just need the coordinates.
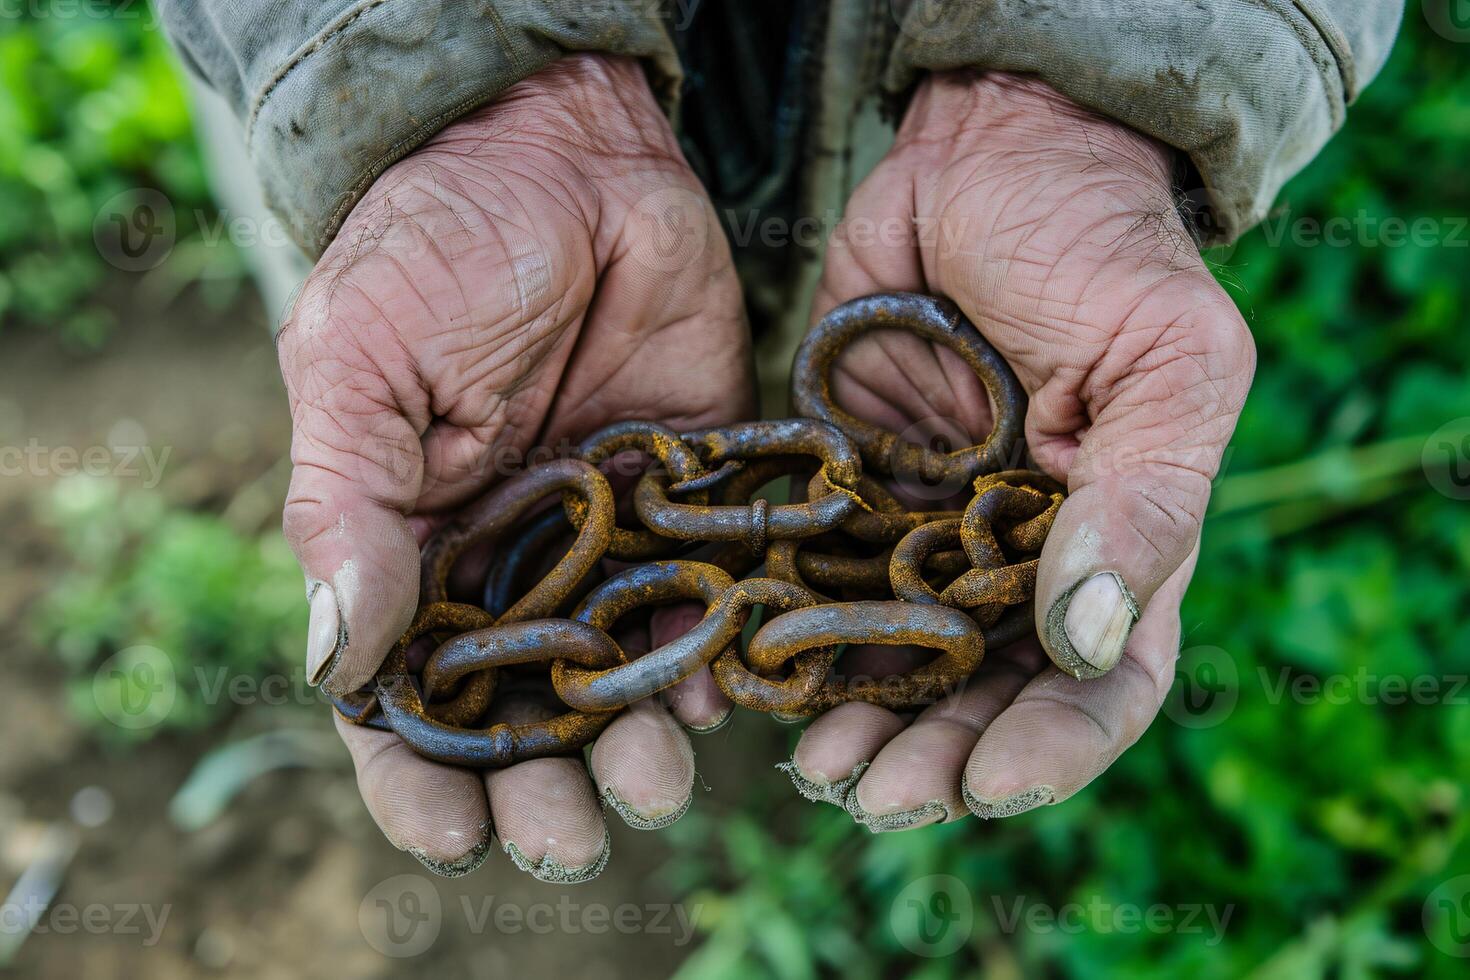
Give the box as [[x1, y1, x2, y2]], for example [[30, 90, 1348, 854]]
[[278, 54, 753, 878], [781, 72, 1255, 827]]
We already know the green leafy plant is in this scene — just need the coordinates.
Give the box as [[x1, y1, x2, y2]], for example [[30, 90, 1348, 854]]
[[32, 475, 308, 737], [0, 2, 212, 342]]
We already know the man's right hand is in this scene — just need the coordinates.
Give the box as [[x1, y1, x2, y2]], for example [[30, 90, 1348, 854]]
[[277, 54, 754, 880]]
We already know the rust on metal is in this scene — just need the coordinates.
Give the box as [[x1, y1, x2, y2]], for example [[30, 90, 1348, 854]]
[[339, 293, 1067, 770]]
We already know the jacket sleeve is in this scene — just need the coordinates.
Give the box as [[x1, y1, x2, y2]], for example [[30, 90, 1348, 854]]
[[155, 0, 682, 255], [884, 0, 1404, 244]]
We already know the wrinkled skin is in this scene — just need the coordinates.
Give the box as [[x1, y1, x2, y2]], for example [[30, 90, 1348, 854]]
[[785, 71, 1256, 828], [281, 52, 1258, 872], [278, 54, 753, 878]]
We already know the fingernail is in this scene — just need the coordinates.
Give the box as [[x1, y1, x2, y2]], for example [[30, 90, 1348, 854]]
[[961, 783, 1055, 819], [408, 839, 492, 878], [847, 797, 948, 834], [684, 708, 732, 734], [602, 788, 692, 830], [1046, 571, 1138, 678], [776, 759, 868, 809], [306, 582, 342, 687], [502, 831, 611, 884]]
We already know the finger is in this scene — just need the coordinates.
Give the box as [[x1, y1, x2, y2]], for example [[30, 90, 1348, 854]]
[[484, 696, 609, 884], [652, 604, 732, 731], [333, 714, 491, 876], [589, 699, 697, 829], [847, 643, 1042, 831], [779, 703, 906, 809], [279, 281, 428, 697], [1029, 287, 1254, 678], [962, 548, 1195, 818]]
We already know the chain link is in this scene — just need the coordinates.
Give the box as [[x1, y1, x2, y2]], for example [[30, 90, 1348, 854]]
[[336, 293, 1064, 767]]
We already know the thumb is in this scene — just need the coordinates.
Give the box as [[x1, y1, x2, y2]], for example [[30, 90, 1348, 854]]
[[1032, 291, 1255, 679], [279, 303, 426, 697]]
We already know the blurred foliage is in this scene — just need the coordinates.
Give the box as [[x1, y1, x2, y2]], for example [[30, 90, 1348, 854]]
[[664, 13, 1470, 980], [31, 475, 307, 737], [0, 1, 218, 344]]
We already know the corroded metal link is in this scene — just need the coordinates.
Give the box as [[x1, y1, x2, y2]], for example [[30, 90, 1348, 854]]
[[552, 561, 739, 711], [333, 601, 495, 729], [700, 578, 838, 714], [791, 293, 1026, 483], [939, 560, 1038, 610], [680, 419, 863, 492], [972, 470, 1066, 553], [565, 421, 719, 561], [633, 472, 858, 551], [890, 519, 967, 605], [363, 619, 631, 768], [482, 505, 576, 618], [960, 481, 1058, 569], [554, 567, 836, 713], [746, 601, 986, 711], [357, 292, 1069, 771], [421, 459, 614, 619], [797, 542, 968, 596], [422, 619, 626, 703], [631, 420, 865, 553], [376, 674, 617, 768], [826, 472, 962, 544]]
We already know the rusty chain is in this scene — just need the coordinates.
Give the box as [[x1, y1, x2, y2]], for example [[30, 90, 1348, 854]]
[[334, 292, 1065, 767]]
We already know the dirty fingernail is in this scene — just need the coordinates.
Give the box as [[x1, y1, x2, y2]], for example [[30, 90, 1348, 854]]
[[847, 798, 948, 834], [503, 831, 611, 884], [776, 759, 868, 809], [962, 783, 1055, 819], [306, 582, 342, 686], [684, 708, 732, 734], [1049, 571, 1137, 677], [602, 788, 692, 830]]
